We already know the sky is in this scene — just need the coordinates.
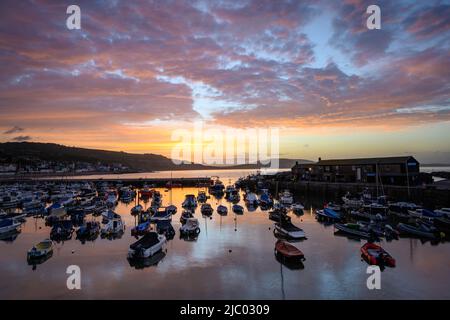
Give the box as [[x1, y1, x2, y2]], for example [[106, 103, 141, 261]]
[[0, 0, 449, 163]]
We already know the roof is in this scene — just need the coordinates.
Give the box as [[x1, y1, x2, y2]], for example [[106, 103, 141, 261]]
[[316, 156, 418, 166]]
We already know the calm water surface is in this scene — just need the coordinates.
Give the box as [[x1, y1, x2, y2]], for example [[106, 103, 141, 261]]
[[1, 170, 449, 299]]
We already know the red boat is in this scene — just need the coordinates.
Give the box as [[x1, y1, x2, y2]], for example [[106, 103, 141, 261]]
[[274, 240, 305, 260], [361, 242, 396, 267]]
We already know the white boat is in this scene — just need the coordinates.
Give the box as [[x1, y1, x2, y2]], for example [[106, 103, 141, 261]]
[[274, 220, 306, 239], [180, 218, 200, 235], [128, 232, 166, 258], [0, 218, 21, 234], [27, 239, 53, 259], [245, 192, 258, 206], [279, 190, 293, 205], [342, 192, 364, 208]]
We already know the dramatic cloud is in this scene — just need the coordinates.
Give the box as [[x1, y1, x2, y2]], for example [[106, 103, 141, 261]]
[[0, 0, 448, 159]]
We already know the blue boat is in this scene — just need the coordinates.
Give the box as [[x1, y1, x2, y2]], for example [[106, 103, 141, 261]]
[[316, 208, 341, 221], [131, 221, 151, 236]]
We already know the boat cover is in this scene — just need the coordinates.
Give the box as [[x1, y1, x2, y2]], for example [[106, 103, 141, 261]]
[[130, 232, 160, 250]]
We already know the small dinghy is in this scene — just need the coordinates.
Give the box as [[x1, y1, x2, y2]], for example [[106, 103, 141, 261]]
[[131, 220, 151, 236], [274, 240, 305, 261], [27, 239, 53, 260], [128, 232, 166, 259], [130, 204, 143, 215], [232, 204, 244, 214], [274, 220, 306, 239], [151, 209, 172, 222], [101, 210, 119, 223], [201, 203, 214, 216], [180, 218, 200, 235], [180, 210, 194, 224], [361, 242, 396, 268], [76, 221, 100, 240], [217, 205, 228, 216], [197, 191, 208, 203]]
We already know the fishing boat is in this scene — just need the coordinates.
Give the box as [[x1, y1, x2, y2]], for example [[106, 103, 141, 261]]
[[217, 205, 228, 216], [101, 215, 125, 237], [180, 210, 194, 224], [197, 191, 208, 203], [232, 204, 244, 214], [361, 242, 396, 267], [291, 203, 304, 216], [334, 223, 372, 239], [201, 203, 213, 216], [180, 218, 200, 235], [0, 218, 21, 234], [128, 232, 166, 258], [151, 209, 172, 222], [279, 190, 293, 205], [182, 194, 198, 208], [27, 239, 53, 260], [274, 240, 305, 261], [274, 220, 306, 239], [76, 221, 100, 240], [165, 205, 177, 215], [156, 220, 175, 240], [130, 204, 143, 215], [397, 222, 444, 240], [131, 221, 151, 236], [45, 203, 67, 221]]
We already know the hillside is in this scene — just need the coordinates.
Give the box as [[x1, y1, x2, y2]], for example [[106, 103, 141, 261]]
[[0, 142, 312, 171]]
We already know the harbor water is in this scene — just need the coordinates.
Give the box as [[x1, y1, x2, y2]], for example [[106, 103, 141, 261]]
[[0, 170, 449, 299]]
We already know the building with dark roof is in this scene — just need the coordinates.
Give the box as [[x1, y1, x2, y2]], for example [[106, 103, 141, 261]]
[[292, 156, 420, 186]]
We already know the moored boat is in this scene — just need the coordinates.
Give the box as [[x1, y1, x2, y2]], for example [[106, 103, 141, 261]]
[[217, 205, 228, 216], [274, 240, 305, 261], [201, 203, 213, 216], [180, 218, 200, 235], [232, 204, 244, 214], [27, 239, 53, 260], [128, 232, 166, 258], [361, 242, 396, 267], [131, 221, 151, 236], [274, 220, 306, 239]]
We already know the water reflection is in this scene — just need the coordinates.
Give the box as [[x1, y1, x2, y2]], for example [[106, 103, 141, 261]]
[[0, 171, 450, 299]]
